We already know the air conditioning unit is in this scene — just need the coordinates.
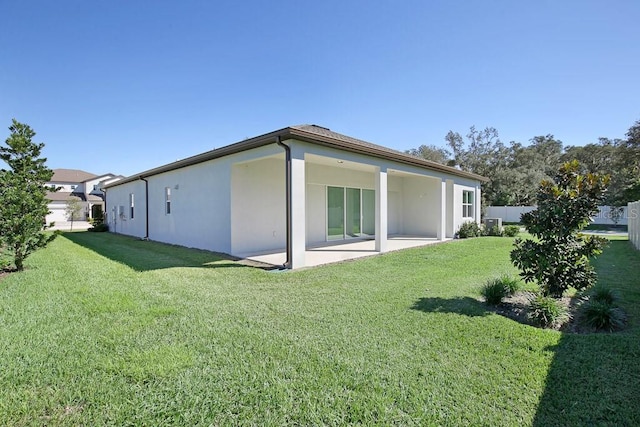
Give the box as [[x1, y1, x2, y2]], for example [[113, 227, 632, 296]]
[[483, 218, 503, 230]]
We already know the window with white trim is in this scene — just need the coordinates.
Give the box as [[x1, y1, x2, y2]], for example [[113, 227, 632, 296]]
[[165, 187, 171, 214], [129, 193, 134, 219], [462, 190, 474, 218]]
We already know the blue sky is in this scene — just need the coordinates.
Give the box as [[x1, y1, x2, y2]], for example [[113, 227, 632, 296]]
[[2, 0, 639, 177]]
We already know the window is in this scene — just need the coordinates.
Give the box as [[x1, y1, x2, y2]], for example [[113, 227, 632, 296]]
[[462, 190, 474, 218], [93, 184, 98, 191], [165, 187, 171, 214], [118, 205, 125, 218], [129, 193, 134, 219], [70, 185, 76, 190]]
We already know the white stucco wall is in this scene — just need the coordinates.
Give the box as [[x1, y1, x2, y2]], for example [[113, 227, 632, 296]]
[[306, 183, 326, 244], [451, 183, 481, 234], [399, 175, 441, 236], [105, 180, 147, 238], [105, 138, 484, 260], [52, 182, 84, 192], [85, 175, 114, 195], [146, 160, 233, 253], [230, 156, 286, 256]]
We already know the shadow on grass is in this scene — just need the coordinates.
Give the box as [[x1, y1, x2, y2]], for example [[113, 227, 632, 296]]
[[410, 296, 491, 317], [62, 231, 247, 272], [532, 240, 640, 426]]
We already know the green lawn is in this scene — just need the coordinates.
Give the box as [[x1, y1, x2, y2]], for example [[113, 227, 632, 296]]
[[0, 232, 638, 426]]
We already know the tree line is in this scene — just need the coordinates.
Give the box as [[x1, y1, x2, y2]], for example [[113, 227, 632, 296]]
[[406, 119, 640, 207]]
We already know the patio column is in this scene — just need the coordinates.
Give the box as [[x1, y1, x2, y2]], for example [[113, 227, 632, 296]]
[[289, 146, 306, 269], [475, 184, 482, 224], [375, 166, 388, 252], [438, 178, 447, 241]]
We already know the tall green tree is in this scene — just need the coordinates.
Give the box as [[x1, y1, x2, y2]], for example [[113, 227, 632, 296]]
[[405, 144, 450, 165], [511, 161, 609, 297], [0, 120, 57, 271], [445, 126, 510, 206]]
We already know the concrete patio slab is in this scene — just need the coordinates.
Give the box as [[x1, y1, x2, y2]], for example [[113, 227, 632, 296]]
[[246, 236, 450, 268]]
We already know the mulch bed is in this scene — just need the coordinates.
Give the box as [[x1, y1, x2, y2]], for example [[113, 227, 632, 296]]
[[489, 291, 602, 334]]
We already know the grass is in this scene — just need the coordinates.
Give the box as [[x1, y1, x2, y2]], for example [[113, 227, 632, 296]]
[[0, 233, 639, 425], [584, 223, 628, 232]]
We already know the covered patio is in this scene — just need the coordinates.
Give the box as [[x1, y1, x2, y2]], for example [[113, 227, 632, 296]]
[[246, 236, 451, 269]]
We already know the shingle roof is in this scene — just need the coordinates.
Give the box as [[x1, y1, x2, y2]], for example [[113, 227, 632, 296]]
[[46, 191, 103, 202], [50, 169, 98, 183], [106, 124, 488, 188]]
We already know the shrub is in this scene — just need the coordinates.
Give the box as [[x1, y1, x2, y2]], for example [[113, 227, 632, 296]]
[[511, 161, 609, 297], [500, 275, 521, 295], [485, 225, 503, 237], [457, 221, 482, 238], [481, 280, 509, 305], [88, 223, 109, 232], [89, 209, 105, 227], [528, 295, 569, 328], [503, 225, 520, 237], [481, 275, 520, 305], [582, 300, 626, 331], [589, 285, 618, 305]]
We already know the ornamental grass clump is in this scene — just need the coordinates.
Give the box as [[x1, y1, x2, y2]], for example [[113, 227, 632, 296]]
[[528, 295, 569, 329], [581, 285, 626, 331], [481, 275, 521, 305]]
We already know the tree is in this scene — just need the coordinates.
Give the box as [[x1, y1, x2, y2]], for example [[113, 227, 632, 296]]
[[445, 126, 510, 206], [511, 161, 609, 297], [561, 119, 640, 206], [0, 120, 57, 271], [65, 196, 82, 231], [405, 144, 450, 164]]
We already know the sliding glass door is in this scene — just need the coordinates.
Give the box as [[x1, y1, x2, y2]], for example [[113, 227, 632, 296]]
[[327, 187, 375, 240], [327, 187, 345, 240]]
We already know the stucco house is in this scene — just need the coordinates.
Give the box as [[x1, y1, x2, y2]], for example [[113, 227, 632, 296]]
[[104, 125, 487, 269], [46, 169, 122, 224]]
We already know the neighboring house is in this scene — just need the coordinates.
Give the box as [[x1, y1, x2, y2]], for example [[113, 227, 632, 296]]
[[104, 125, 487, 269], [46, 169, 123, 224]]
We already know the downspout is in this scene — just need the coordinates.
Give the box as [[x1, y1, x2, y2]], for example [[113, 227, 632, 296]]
[[103, 188, 108, 229], [276, 136, 292, 269], [140, 177, 149, 240]]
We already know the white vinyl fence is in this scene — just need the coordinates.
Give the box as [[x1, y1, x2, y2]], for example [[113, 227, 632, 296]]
[[629, 201, 640, 250], [485, 205, 629, 225]]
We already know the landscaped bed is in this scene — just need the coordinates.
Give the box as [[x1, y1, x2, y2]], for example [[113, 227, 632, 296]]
[[0, 232, 638, 425]]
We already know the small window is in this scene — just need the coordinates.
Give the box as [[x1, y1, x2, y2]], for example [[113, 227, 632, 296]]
[[129, 193, 134, 219], [118, 205, 125, 218], [165, 187, 171, 214], [70, 185, 76, 190], [462, 190, 474, 218], [93, 184, 98, 191]]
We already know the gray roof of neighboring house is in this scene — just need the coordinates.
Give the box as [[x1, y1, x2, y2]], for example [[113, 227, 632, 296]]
[[51, 169, 98, 183], [46, 191, 104, 202], [105, 125, 488, 188]]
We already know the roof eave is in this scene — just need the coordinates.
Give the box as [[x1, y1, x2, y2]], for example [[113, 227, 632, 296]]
[[286, 128, 489, 182], [105, 126, 488, 188]]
